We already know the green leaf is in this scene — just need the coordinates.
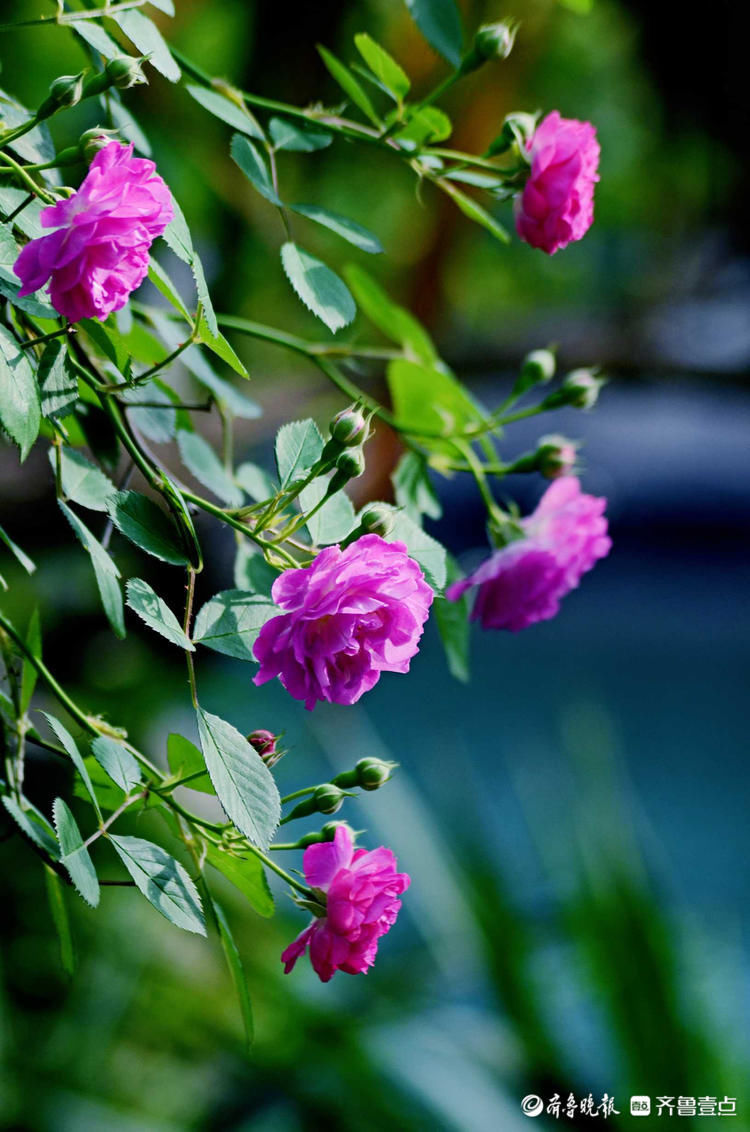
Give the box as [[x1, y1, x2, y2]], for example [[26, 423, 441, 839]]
[[40, 712, 101, 819], [0, 268, 56, 318], [44, 865, 75, 975], [235, 462, 275, 503], [112, 10, 181, 82], [299, 476, 358, 545], [177, 429, 242, 508], [194, 314, 249, 378], [74, 20, 122, 58], [73, 755, 125, 813], [107, 95, 151, 156], [196, 708, 281, 850], [392, 451, 442, 521], [110, 835, 206, 935], [121, 381, 177, 444], [161, 196, 193, 264], [0, 221, 18, 266], [194, 591, 277, 661], [230, 134, 281, 206], [20, 606, 41, 715], [394, 105, 452, 145], [0, 187, 45, 239], [190, 251, 218, 338], [212, 900, 254, 1051], [205, 844, 274, 917], [387, 507, 446, 590], [189, 370, 260, 418], [387, 358, 485, 439], [185, 84, 263, 139], [55, 447, 117, 513], [343, 265, 438, 365], [290, 204, 383, 254], [2, 795, 59, 860], [126, 578, 194, 650], [107, 490, 190, 566], [167, 733, 213, 794], [52, 797, 100, 908], [38, 339, 78, 419], [0, 522, 35, 575], [0, 324, 41, 461], [281, 242, 356, 334], [317, 46, 380, 126], [148, 260, 192, 321], [147, 0, 175, 14], [59, 501, 125, 639], [81, 317, 131, 374], [233, 541, 277, 594], [439, 180, 510, 243], [434, 555, 470, 682], [274, 418, 324, 488], [269, 117, 333, 152], [354, 33, 410, 101], [91, 735, 141, 793], [404, 0, 464, 65]]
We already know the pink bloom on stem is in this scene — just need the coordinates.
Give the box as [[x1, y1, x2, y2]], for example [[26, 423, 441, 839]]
[[14, 141, 172, 322], [253, 534, 433, 710], [515, 111, 600, 255], [281, 825, 410, 982], [447, 477, 611, 631]]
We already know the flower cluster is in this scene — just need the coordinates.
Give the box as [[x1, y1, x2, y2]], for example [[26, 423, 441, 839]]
[[447, 477, 611, 631], [281, 825, 410, 982], [253, 534, 433, 710], [15, 140, 172, 322], [515, 111, 600, 255]]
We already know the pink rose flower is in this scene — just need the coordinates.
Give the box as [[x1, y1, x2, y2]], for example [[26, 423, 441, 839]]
[[253, 534, 433, 710], [515, 111, 600, 255], [14, 140, 172, 322], [281, 825, 410, 982], [447, 477, 611, 631]]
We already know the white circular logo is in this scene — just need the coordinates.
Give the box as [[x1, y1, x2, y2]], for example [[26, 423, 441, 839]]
[[522, 1095, 545, 1117]]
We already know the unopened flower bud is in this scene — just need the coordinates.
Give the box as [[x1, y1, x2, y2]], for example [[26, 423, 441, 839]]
[[330, 406, 368, 446], [106, 55, 148, 89], [320, 820, 353, 841], [313, 783, 346, 815], [334, 447, 366, 480], [248, 729, 282, 766], [37, 72, 85, 120], [486, 111, 539, 157], [474, 20, 519, 62], [514, 348, 556, 396], [536, 434, 578, 479], [80, 128, 121, 162], [559, 369, 604, 409], [359, 505, 394, 538], [355, 757, 395, 791]]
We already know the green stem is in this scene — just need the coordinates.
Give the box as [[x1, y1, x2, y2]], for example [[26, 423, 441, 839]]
[[0, 151, 56, 203], [280, 786, 316, 805], [0, 0, 147, 31], [82, 791, 147, 850], [183, 568, 198, 710], [21, 326, 72, 351]]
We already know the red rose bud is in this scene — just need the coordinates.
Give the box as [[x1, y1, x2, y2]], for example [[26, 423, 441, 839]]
[[536, 435, 579, 479], [330, 406, 369, 446], [248, 729, 281, 765]]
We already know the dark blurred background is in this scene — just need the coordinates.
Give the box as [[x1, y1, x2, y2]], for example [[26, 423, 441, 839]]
[[1, 0, 749, 1129]]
